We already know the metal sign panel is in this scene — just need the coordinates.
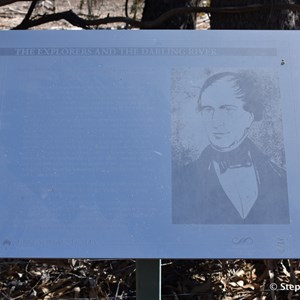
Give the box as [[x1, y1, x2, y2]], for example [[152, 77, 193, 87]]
[[0, 31, 299, 258]]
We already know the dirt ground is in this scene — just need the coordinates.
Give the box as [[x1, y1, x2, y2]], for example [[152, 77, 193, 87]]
[[0, 0, 209, 30]]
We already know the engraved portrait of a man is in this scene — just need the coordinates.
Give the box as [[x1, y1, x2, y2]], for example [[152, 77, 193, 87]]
[[172, 71, 290, 224]]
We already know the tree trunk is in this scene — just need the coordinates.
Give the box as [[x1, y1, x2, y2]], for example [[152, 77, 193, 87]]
[[141, 0, 199, 29], [210, 0, 300, 29]]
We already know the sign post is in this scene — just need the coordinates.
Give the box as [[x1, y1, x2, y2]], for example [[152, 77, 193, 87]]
[[136, 259, 161, 300]]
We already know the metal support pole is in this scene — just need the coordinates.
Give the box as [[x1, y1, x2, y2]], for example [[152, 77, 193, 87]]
[[136, 259, 161, 300]]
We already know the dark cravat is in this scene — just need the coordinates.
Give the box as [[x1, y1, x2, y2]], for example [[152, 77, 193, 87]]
[[210, 140, 253, 174]]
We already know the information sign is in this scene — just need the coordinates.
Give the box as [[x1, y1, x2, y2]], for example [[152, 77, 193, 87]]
[[0, 31, 299, 258]]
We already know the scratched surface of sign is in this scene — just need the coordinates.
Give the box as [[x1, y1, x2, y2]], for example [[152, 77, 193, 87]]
[[0, 31, 299, 258]]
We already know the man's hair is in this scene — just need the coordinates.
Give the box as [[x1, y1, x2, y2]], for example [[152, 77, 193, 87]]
[[198, 71, 264, 121]]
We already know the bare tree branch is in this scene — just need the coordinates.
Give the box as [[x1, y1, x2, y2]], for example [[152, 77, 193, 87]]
[[125, 0, 129, 18], [12, 9, 141, 29], [18, 0, 38, 26], [10, 3, 300, 30], [13, 10, 90, 29], [0, 0, 32, 7]]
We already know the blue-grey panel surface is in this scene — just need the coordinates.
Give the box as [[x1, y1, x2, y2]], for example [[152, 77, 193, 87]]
[[0, 31, 299, 258]]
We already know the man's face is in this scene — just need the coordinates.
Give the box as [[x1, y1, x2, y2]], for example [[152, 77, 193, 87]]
[[200, 79, 254, 151]]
